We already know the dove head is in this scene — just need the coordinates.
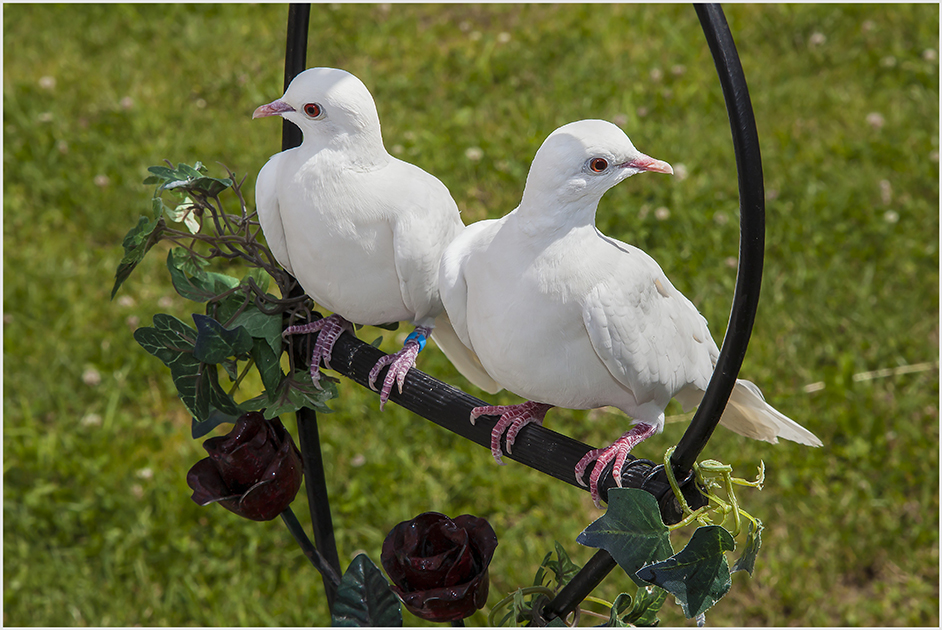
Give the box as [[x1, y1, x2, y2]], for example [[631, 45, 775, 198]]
[[254, 67, 387, 159], [519, 120, 672, 222]]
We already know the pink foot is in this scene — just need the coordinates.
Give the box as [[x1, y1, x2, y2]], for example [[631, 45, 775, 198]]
[[575, 422, 658, 508], [470, 401, 553, 465], [283, 314, 348, 388], [368, 326, 431, 410]]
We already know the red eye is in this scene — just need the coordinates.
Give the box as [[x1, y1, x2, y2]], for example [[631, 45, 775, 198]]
[[589, 158, 609, 173], [303, 103, 322, 118]]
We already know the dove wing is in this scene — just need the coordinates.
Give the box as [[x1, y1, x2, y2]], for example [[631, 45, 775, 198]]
[[582, 244, 716, 407], [388, 164, 464, 326], [255, 153, 294, 276]]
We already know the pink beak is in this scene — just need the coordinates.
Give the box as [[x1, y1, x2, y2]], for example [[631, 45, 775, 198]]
[[253, 99, 295, 119], [621, 153, 673, 175]]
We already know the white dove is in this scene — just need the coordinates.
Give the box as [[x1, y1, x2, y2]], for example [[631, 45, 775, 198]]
[[253, 67, 499, 408], [440, 119, 822, 506]]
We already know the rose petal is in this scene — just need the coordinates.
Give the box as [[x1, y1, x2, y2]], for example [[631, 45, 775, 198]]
[[186, 457, 240, 506], [231, 439, 302, 521], [393, 569, 490, 622]]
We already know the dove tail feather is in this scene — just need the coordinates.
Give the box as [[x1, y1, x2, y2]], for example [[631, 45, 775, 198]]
[[718, 379, 823, 447], [429, 313, 503, 394]]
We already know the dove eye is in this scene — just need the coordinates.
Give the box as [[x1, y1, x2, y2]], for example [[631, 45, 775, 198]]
[[589, 158, 609, 173], [303, 103, 323, 118]]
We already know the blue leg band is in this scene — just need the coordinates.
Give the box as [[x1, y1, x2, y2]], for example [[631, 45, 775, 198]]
[[405, 329, 428, 353]]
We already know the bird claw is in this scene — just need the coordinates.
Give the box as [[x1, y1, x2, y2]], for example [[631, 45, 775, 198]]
[[575, 422, 658, 508], [283, 314, 348, 386], [469, 402, 553, 465], [368, 326, 431, 410]]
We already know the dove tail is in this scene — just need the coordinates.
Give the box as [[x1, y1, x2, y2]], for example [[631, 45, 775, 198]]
[[716, 379, 823, 447], [429, 312, 503, 394]]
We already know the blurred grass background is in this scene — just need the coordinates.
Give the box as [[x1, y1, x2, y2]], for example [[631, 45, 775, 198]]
[[3, 3, 938, 626]]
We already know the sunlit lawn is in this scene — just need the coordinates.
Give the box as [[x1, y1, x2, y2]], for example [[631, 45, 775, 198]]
[[4, 4, 938, 626]]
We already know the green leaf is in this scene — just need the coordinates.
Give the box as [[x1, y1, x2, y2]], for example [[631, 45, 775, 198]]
[[192, 314, 253, 364], [602, 592, 633, 627], [133, 313, 241, 422], [241, 266, 271, 294], [624, 585, 668, 627], [261, 370, 337, 419], [229, 304, 283, 356], [163, 195, 201, 233], [576, 488, 674, 586], [133, 313, 206, 419], [191, 409, 239, 439], [635, 525, 735, 619], [111, 202, 165, 298], [250, 336, 283, 393], [331, 554, 402, 627], [166, 249, 240, 303], [544, 541, 582, 588], [731, 521, 763, 576], [146, 163, 232, 196]]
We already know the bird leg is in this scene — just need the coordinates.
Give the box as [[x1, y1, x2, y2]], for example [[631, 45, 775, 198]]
[[470, 401, 554, 465], [283, 314, 350, 388], [575, 422, 658, 508], [368, 326, 432, 410]]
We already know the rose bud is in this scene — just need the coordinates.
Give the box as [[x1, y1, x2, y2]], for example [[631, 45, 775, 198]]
[[186, 412, 303, 521], [381, 512, 498, 622]]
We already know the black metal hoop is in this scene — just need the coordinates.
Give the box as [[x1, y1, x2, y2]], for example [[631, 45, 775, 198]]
[[278, 2, 765, 621]]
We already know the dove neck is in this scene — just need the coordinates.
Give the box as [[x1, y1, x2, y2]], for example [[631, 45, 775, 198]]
[[515, 188, 602, 235], [297, 130, 391, 170]]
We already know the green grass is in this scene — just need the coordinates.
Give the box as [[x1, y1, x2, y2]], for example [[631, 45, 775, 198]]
[[4, 3, 938, 626]]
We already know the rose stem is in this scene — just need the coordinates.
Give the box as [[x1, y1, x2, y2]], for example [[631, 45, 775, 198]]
[[280, 506, 342, 588]]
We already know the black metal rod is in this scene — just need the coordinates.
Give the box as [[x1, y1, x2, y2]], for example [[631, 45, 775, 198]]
[[282, 3, 310, 149], [310, 328, 708, 521], [280, 2, 342, 610], [671, 3, 765, 473], [541, 550, 618, 623]]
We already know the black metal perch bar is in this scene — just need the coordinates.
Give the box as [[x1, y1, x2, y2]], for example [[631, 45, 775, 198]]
[[278, 1, 765, 622]]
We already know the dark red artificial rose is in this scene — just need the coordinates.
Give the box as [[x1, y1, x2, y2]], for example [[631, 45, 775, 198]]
[[381, 512, 498, 622], [186, 412, 303, 521]]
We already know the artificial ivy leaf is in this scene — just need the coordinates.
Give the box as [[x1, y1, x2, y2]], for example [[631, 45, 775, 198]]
[[577, 488, 674, 587], [331, 554, 402, 627], [602, 592, 633, 627], [261, 370, 337, 419], [192, 314, 253, 364], [111, 200, 165, 298], [164, 195, 201, 233], [229, 304, 284, 357], [133, 313, 206, 420], [167, 249, 240, 303], [146, 165, 178, 181], [545, 541, 582, 588], [241, 266, 271, 294], [191, 409, 239, 439], [532, 551, 553, 588], [146, 163, 232, 196], [731, 521, 763, 576], [250, 336, 283, 393], [133, 313, 242, 422], [624, 585, 668, 627], [635, 525, 735, 619]]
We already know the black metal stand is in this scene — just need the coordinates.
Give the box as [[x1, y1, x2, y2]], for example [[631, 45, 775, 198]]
[[277, 1, 765, 624], [282, 2, 342, 610]]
